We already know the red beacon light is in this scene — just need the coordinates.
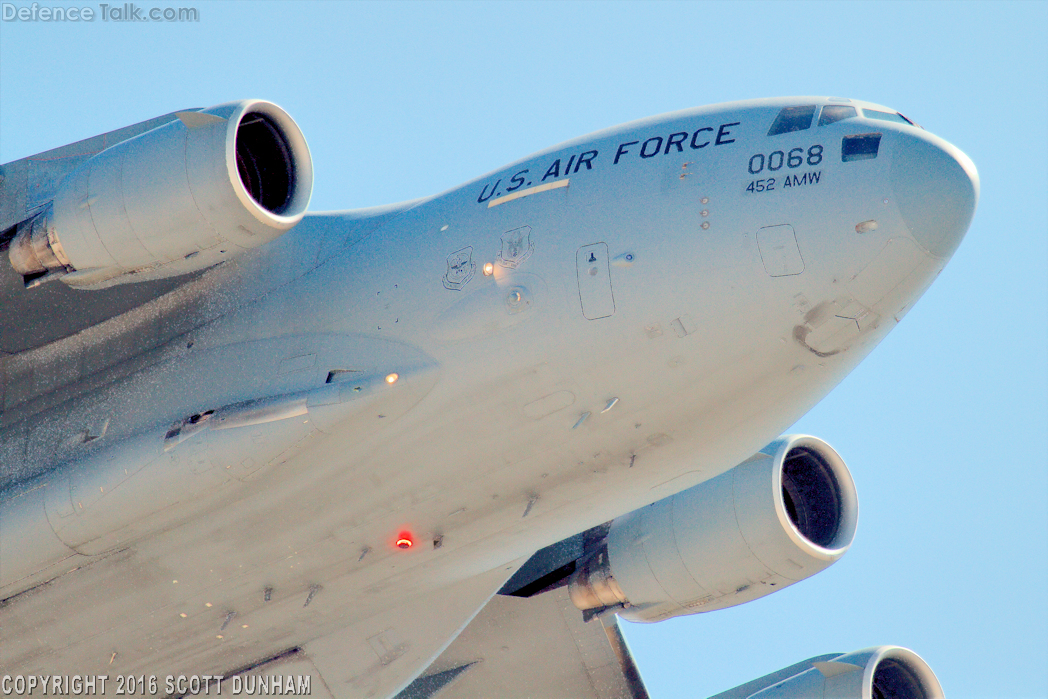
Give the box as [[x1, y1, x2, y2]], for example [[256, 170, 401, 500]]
[[395, 533, 413, 549]]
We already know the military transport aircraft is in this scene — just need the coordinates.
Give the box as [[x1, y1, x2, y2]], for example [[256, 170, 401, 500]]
[[0, 97, 977, 698]]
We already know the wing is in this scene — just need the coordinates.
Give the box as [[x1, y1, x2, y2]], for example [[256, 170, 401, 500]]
[[0, 102, 323, 490], [0, 112, 196, 357], [393, 587, 650, 699]]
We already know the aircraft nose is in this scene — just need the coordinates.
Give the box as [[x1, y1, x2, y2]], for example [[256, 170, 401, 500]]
[[890, 132, 979, 259]]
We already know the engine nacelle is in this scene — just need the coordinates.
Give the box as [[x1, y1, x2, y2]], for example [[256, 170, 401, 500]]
[[9, 100, 312, 288], [570, 435, 858, 622], [710, 646, 943, 699]]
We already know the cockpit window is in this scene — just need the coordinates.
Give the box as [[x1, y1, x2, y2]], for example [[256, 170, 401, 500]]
[[863, 109, 912, 125], [842, 133, 882, 162], [818, 105, 857, 126], [767, 105, 817, 136], [897, 113, 920, 128]]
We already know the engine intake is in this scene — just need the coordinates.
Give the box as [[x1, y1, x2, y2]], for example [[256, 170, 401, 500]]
[[9, 100, 312, 288], [781, 444, 846, 548], [569, 435, 858, 622], [235, 111, 296, 214]]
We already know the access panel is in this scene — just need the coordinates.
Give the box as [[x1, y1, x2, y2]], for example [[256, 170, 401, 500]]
[[576, 243, 615, 320], [756, 224, 804, 277]]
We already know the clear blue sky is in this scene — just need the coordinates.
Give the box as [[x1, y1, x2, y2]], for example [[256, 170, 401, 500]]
[[1, 2, 1045, 697]]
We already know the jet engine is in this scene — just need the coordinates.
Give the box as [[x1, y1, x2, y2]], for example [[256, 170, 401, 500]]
[[569, 435, 858, 622], [8, 100, 312, 288], [710, 646, 943, 699]]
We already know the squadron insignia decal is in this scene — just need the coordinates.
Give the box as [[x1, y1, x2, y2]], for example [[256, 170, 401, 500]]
[[497, 226, 534, 269], [443, 246, 476, 290]]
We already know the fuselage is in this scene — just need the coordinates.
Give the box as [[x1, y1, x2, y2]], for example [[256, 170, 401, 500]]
[[0, 97, 977, 677]]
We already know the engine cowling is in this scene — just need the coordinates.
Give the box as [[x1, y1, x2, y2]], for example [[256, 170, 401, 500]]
[[569, 435, 859, 622], [710, 646, 943, 699], [9, 99, 312, 288]]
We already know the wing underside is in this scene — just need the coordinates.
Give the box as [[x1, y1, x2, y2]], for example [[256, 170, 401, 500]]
[[394, 587, 650, 699]]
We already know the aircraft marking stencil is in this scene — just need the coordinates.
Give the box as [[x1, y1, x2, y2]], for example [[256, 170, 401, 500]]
[[0, 96, 976, 699], [497, 226, 534, 269], [442, 247, 476, 291]]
